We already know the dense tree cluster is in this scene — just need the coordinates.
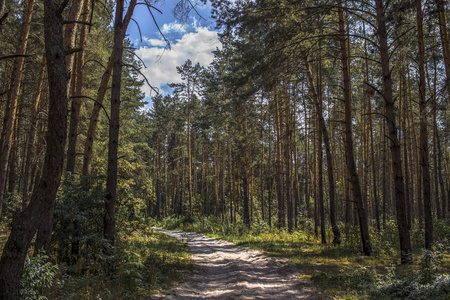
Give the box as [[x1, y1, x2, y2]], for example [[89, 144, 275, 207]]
[[0, 0, 449, 298], [146, 0, 450, 265], [0, 0, 151, 296]]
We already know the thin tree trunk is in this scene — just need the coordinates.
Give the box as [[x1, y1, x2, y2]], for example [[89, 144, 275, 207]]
[[436, 0, 450, 97], [66, 0, 90, 173], [64, 0, 84, 84], [274, 88, 285, 228], [0, 0, 35, 216], [416, 0, 433, 249], [260, 98, 265, 221], [82, 0, 136, 175], [302, 95, 311, 218], [338, 0, 370, 251], [242, 105, 250, 227], [400, 48, 412, 229], [187, 89, 192, 217], [304, 57, 341, 244], [7, 116, 19, 195], [284, 71, 293, 231], [227, 131, 234, 223], [22, 57, 46, 210]]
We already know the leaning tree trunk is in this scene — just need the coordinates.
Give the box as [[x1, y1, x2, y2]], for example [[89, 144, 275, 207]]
[[303, 57, 341, 245], [82, 0, 136, 176], [374, 0, 412, 263], [0, 0, 68, 296], [337, 0, 369, 252], [0, 0, 35, 216]]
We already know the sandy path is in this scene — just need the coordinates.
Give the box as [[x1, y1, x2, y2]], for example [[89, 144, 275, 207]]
[[151, 228, 330, 300]]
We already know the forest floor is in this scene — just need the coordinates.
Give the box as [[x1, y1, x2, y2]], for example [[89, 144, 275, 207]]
[[151, 228, 331, 300]]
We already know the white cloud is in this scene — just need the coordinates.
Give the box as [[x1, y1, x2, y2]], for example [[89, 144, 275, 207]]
[[136, 26, 222, 96], [161, 22, 186, 34], [142, 37, 169, 47]]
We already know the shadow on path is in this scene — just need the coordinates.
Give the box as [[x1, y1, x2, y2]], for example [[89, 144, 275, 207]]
[[151, 228, 332, 300]]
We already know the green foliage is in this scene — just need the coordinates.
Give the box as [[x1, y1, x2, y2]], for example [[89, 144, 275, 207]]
[[52, 174, 109, 274], [370, 251, 450, 300], [312, 266, 376, 294], [46, 225, 192, 299], [156, 216, 450, 299], [21, 251, 59, 300]]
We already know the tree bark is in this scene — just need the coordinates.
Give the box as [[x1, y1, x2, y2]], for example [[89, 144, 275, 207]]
[[0, 0, 68, 295], [337, 0, 369, 250], [274, 87, 285, 228], [0, 0, 35, 216], [64, 0, 84, 84], [416, 0, 433, 249], [284, 71, 293, 232], [66, 0, 90, 173], [82, 0, 136, 175], [22, 57, 46, 209], [104, 0, 125, 247], [374, 0, 412, 263]]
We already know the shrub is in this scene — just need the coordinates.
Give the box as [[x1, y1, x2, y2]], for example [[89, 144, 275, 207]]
[[370, 250, 450, 299], [21, 251, 59, 300], [52, 174, 109, 274]]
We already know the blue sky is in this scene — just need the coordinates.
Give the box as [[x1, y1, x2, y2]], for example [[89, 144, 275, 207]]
[[126, 0, 221, 99]]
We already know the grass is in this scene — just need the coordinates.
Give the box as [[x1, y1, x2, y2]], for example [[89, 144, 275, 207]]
[[152, 216, 450, 300]]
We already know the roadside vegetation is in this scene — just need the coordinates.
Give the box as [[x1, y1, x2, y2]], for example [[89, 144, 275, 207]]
[[0, 177, 193, 300], [152, 216, 450, 300]]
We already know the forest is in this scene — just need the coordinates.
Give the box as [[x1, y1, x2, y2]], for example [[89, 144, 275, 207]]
[[0, 0, 449, 299]]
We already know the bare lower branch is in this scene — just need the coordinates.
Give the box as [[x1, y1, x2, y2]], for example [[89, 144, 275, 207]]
[[123, 63, 159, 94], [70, 95, 110, 122]]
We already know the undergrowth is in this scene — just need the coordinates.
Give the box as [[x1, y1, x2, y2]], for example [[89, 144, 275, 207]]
[[152, 215, 450, 300], [0, 175, 193, 300], [44, 225, 193, 299]]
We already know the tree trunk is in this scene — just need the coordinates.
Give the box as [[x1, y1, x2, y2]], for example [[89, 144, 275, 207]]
[[64, 0, 84, 84], [0, 0, 35, 216], [284, 71, 293, 232], [227, 128, 234, 223], [302, 95, 312, 218], [374, 0, 412, 263], [436, 0, 450, 97], [104, 0, 125, 247], [260, 98, 265, 221], [416, 0, 433, 249], [274, 88, 285, 228], [0, 0, 68, 295], [82, 0, 136, 175], [66, 0, 90, 173], [337, 0, 367, 249], [7, 117, 19, 195], [22, 57, 46, 210]]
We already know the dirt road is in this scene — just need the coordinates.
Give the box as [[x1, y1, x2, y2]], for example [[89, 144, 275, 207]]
[[152, 228, 330, 299]]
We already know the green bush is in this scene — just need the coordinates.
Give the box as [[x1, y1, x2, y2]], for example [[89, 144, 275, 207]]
[[52, 174, 109, 274], [21, 251, 59, 300], [370, 250, 450, 299]]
